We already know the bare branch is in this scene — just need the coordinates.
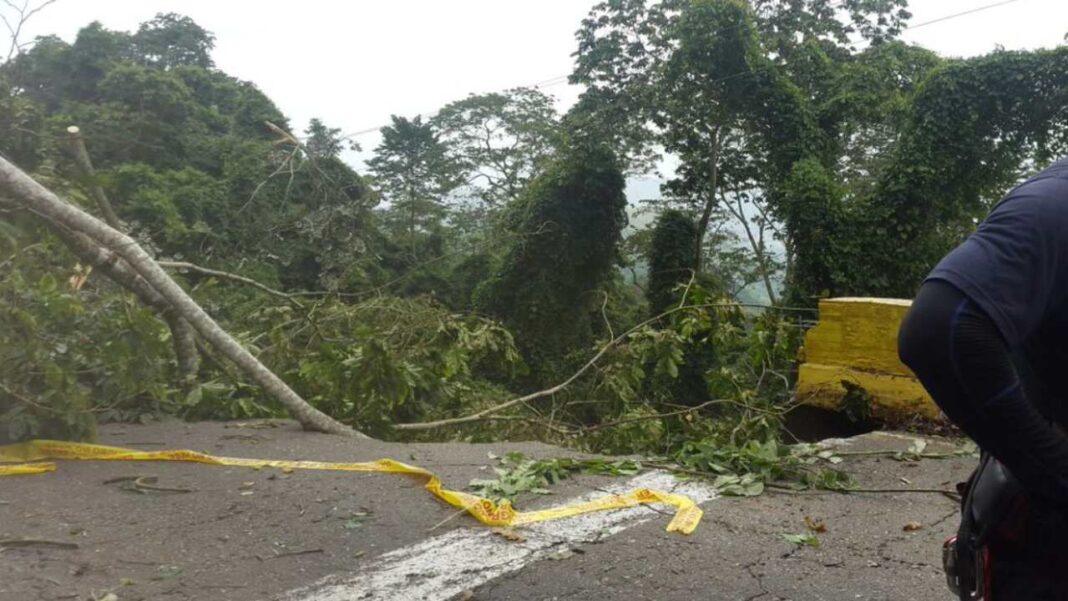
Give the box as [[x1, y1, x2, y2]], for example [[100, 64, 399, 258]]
[[1, 0, 58, 61], [157, 260, 305, 307], [677, 269, 696, 309], [578, 399, 734, 433], [20, 0, 55, 23], [599, 290, 614, 341]]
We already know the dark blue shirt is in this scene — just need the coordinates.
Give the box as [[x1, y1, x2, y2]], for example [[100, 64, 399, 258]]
[[928, 158, 1068, 350]]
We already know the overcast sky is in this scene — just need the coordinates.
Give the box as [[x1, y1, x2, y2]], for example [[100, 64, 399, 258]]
[[4, 0, 1067, 162]]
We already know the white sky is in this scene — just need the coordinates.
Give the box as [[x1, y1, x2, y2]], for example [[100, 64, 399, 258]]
[[4, 0, 1067, 163]]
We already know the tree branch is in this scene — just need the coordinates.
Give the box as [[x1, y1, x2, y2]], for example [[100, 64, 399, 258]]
[[394, 301, 789, 431], [157, 260, 304, 307], [578, 399, 733, 433]]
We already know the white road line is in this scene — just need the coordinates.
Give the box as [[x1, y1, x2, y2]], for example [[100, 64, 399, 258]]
[[278, 471, 719, 601]]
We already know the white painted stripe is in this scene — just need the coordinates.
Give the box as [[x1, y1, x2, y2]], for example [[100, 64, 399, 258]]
[[278, 471, 719, 601]]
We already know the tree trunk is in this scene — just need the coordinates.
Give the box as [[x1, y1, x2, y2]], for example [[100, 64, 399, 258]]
[[63, 125, 201, 387], [725, 191, 778, 305], [165, 313, 200, 392], [60, 224, 202, 384], [64, 126, 122, 229], [0, 156, 364, 437], [694, 128, 723, 273]]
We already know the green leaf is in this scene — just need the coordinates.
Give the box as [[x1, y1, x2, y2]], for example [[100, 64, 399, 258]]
[[783, 533, 820, 547]]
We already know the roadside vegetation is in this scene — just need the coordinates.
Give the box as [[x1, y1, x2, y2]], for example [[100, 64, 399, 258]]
[[0, 2, 1063, 489]]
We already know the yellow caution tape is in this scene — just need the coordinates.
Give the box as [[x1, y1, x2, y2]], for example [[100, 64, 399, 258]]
[[0, 461, 57, 476], [0, 440, 702, 534]]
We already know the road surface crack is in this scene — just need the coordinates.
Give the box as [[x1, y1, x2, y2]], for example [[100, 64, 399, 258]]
[[741, 561, 770, 601]]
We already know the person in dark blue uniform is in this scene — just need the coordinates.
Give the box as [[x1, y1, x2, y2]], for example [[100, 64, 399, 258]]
[[898, 157, 1068, 599]]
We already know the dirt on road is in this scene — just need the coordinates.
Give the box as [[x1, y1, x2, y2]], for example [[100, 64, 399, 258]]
[[0, 420, 973, 601]]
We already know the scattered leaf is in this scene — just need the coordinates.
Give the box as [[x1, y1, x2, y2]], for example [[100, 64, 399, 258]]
[[68, 263, 92, 291], [154, 565, 182, 580], [342, 512, 372, 530], [490, 527, 527, 543], [548, 549, 576, 560], [783, 533, 820, 548], [804, 516, 827, 533], [903, 521, 923, 532]]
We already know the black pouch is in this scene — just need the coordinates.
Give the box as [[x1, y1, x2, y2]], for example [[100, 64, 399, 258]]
[[944, 453, 1024, 600]]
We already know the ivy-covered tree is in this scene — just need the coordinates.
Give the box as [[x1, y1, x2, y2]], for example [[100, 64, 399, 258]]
[[647, 209, 698, 316], [476, 140, 628, 382], [862, 47, 1068, 296], [572, 0, 971, 303]]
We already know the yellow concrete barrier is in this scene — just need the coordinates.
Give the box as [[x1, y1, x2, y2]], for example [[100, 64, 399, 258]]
[[796, 298, 939, 421]]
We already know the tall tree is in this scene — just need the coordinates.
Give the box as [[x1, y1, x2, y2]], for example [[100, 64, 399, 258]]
[[433, 88, 562, 210], [368, 115, 462, 257], [571, 0, 787, 273], [0, 15, 382, 437], [304, 118, 348, 160]]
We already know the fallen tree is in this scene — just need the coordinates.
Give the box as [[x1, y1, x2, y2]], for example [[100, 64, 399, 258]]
[[0, 154, 364, 437]]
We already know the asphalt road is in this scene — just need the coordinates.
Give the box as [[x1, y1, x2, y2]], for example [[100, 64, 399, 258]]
[[0, 421, 973, 601]]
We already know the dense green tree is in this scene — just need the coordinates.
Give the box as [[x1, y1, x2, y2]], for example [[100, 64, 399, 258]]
[[3, 13, 385, 295], [0, 15, 384, 438], [304, 118, 349, 160], [133, 13, 215, 70]]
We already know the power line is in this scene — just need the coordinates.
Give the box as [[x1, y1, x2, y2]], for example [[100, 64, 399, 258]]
[[340, 1, 850, 141], [341, 74, 573, 139], [342, 0, 1027, 142], [906, 0, 1024, 32]]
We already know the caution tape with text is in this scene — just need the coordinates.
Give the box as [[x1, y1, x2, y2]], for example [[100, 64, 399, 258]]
[[0, 439, 703, 534]]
